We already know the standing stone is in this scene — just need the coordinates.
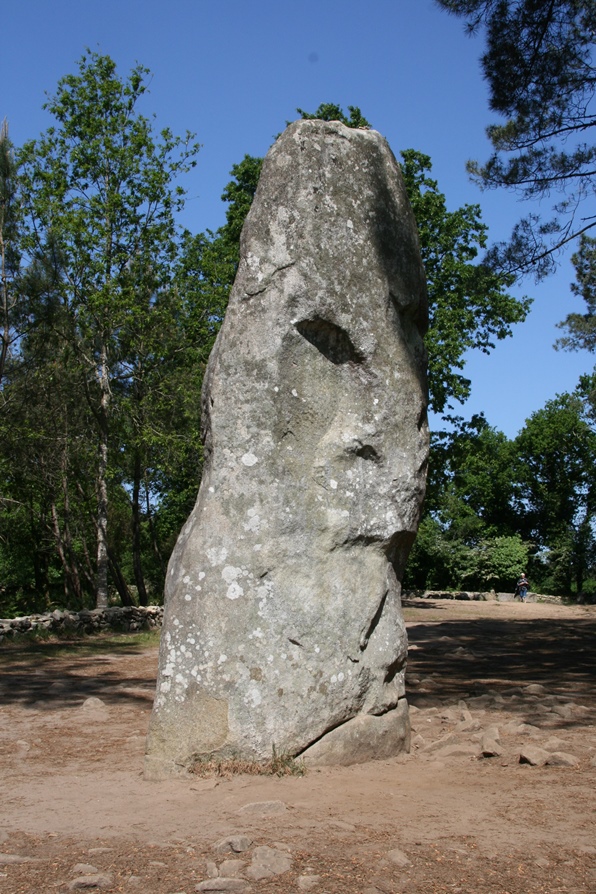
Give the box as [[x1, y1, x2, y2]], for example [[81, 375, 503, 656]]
[[145, 119, 428, 778]]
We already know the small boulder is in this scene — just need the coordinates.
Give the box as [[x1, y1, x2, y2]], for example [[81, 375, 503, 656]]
[[387, 848, 412, 867], [196, 881, 248, 893], [246, 846, 292, 880], [545, 751, 579, 768], [218, 860, 246, 878], [68, 874, 113, 890], [519, 746, 550, 766], [212, 836, 252, 855], [481, 736, 503, 758]]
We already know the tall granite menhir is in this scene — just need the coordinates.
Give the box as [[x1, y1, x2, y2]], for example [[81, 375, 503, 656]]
[[145, 119, 429, 778]]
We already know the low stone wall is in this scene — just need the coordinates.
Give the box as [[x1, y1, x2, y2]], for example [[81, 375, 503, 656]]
[[403, 590, 562, 604], [0, 605, 164, 642], [1, 590, 565, 643]]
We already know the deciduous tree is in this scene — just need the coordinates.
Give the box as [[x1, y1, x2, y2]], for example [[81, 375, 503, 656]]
[[514, 392, 596, 594], [400, 149, 529, 413], [18, 52, 200, 607]]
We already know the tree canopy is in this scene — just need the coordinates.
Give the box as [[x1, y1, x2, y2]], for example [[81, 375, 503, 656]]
[[7, 52, 201, 609], [436, 0, 596, 277], [400, 149, 529, 413], [556, 234, 596, 353]]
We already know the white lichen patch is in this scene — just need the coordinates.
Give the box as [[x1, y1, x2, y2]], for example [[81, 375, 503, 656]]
[[222, 565, 243, 584], [244, 514, 261, 533], [207, 547, 227, 566], [226, 582, 244, 600], [241, 452, 259, 466], [246, 684, 262, 707]]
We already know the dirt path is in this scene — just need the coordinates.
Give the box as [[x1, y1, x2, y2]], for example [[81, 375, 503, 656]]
[[1, 599, 595, 893]]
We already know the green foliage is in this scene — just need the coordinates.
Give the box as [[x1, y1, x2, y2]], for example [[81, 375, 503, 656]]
[[472, 534, 529, 591], [1, 52, 201, 610], [400, 150, 529, 413], [0, 119, 23, 388], [513, 391, 596, 594], [220, 155, 264, 248], [556, 235, 596, 354], [405, 415, 525, 590], [436, 1, 596, 276], [297, 103, 371, 129]]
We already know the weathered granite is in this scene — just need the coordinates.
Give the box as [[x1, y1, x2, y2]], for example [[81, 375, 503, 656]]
[[145, 119, 428, 777]]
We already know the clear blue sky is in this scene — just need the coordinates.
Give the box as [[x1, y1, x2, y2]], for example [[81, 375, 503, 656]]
[[3, 0, 590, 438]]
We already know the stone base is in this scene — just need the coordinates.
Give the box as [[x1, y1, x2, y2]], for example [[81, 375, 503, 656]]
[[300, 700, 410, 766]]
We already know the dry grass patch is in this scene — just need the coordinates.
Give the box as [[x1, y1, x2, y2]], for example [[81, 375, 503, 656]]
[[192, 747, 306, 778]]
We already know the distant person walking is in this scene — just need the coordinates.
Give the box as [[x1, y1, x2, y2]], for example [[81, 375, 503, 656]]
[[515, 573, 529, 602]]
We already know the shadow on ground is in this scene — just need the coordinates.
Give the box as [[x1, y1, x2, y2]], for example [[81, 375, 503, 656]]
[[0, 638, 156, 710], [407, 616, 596, 728]]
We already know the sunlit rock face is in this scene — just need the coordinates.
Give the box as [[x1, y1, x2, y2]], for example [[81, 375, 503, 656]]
[[145, 119, 428, 778]]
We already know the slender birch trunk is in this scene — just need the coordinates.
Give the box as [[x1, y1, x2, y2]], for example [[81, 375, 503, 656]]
[[95, 341, 110, 609]]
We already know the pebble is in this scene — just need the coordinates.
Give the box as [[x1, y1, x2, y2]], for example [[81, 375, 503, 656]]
[[196, 879, 248, 892], [455, 719, 481, 732], [297, 874, 321, 890], [212, 836, 252, 854], [545, 751, 580, 768], [519, 745, 550, 766], [433, 743, 481, 759], [246, 845, 292, 879], [79, 697, 107, 711], [481, 736, 503, 758], [72, 864, 99, 875], [218, 859, 246, 877], [542, 736, 567, 751], [551, 704, 575, 719], [387, 847, 411, 867], [68, 874, 113, 889], [0, 853, 40, 864]]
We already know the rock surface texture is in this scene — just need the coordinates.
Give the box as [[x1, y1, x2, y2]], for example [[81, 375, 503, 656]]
[[145, 119, 428, 778]]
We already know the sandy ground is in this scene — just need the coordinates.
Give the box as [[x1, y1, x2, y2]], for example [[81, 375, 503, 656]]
[[0, 598, 595, 894]]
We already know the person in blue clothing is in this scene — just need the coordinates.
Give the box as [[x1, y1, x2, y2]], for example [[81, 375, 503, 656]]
[[515, 573, 529, 602]]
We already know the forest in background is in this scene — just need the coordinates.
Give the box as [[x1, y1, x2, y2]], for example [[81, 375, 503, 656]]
[[2, 3, 596, 616]]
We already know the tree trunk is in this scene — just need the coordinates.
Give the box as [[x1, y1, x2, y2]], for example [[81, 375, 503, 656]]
[[131, 452, 148, 605], [145, 478, 166, 580], [95, 344, 110, 609], [107, 546, 133, 606], [50, 502, 83, 608]]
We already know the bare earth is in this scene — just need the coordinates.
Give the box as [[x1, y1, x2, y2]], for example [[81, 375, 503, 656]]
[[1, 598, 595, 894]]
